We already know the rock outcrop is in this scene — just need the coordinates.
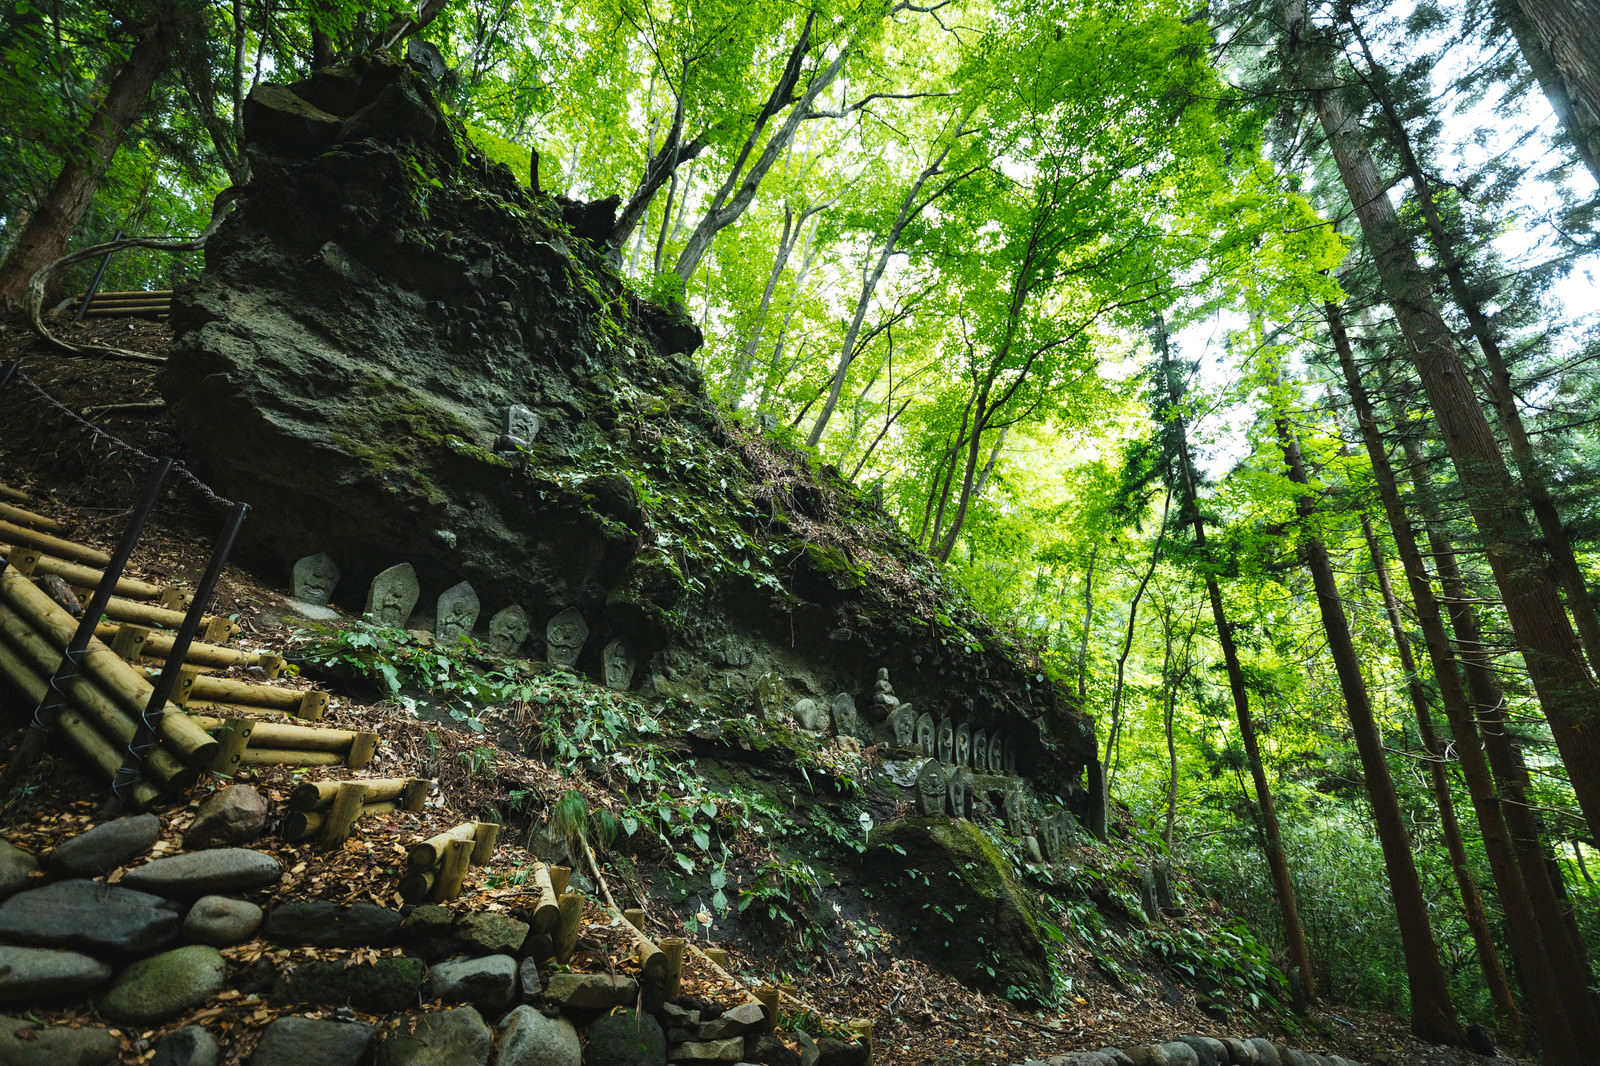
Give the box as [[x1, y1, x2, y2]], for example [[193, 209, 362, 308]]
[[160, 56, 1094, 796]]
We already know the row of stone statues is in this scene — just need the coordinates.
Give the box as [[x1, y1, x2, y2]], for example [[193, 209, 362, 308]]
[[912, 755, 1080, 861], [290, 553, 635, 689]]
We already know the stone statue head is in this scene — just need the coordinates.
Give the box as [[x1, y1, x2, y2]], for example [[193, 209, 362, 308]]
[[486, 605, 529, 656], [292, 553, 339, 606], [546, 608, 589, 666]]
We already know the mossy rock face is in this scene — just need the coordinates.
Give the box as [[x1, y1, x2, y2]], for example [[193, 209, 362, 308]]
[[866, 817, 1051, 1004]]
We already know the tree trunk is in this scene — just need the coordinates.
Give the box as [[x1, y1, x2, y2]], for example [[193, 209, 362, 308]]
[[1507, 0, 1600, 183], [1281, 0, 1600, 842], [1351, 19, 1600, 677], [1273, 402, 1461, 1045], [1329, 304, 1580, 1056], [0, 12, 178, 311], [1157, 330, 1316, 1004]]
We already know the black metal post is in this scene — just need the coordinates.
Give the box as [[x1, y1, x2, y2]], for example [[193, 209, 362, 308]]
[[0, 360, 17, 391], [113, 500, 248, 802], [0, 458, 171, 804], [75, 228, 123, 323]]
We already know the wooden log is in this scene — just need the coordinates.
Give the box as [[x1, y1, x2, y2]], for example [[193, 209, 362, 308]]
[[430, 838, 475, 902], [530, 862, 559, 933], [0, 520, 109, 567], [57, 706, 160, 808], [623, 908, 645, 932], [470, 822, 500, 866], [0, 586, 216, 766], [0, 502, 67, 534], [702, 947, 728, 968], [208, 719, 252, 777], [237, 747, 344, 767], [401, 777, 430, 811], [398, 867, 436, 903], [848, 1019, 874, 1063], [0, 484, 28, 503], [408, 821, 481, 869], [99, 623, 276, 673], [180, 672, 304, 711], [158, 589, 191, 612], [0, 627, 192, 788], [549, 865, 571, 896], [346, 731, 378, 769], [189, 716, 354, 753], [754, 985, 779, 1031], [319, 782, 366, 849], [659, 936, 685, 1000], [290, 777, 415, 811], [201, 616, 240, 644], [554, 891, 583, 963], [108, 623, 151, 661], [296, 691, 329, 721], [1, 548, 162, 599], [283, 800, 398, 841], [623, 917, 667, 985]]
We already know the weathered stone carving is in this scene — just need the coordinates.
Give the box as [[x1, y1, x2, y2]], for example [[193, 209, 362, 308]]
[[1003, 742, 1018, 776], [871, 667, 899, 719], [988, 733, 1005, 775], [972, 730, 988, 773], [1002, 789, 1025, 835], [1039, 817, 1063, 861], [485, 605, 529, 656], [888, 705, 916, 748], [602, 638, 635, 690], [951, 767, 974, 819], [954, 723, 970, 768], [495, 403, 540, 454], [546, 608, 588, 666], [830, 693, 858, 737], [916, 760, 946, 816], [914, 712, 935, 754], [365, 563, 419, 627], [435, 581, 480, 643], [794, 698, 828, 731], [291, 553, 339, 606], [936, 717, 954, 765]]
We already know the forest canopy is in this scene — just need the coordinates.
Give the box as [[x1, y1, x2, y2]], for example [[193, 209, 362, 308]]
[[2, 0, 1599, 1055]]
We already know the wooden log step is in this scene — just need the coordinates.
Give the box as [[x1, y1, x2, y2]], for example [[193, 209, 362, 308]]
[[0, 502, 68, 534], [0, 577, 216, 767], [281, 799, 399, 842], [407, 821, 495, 869], [0, 485, 29, 503], [289, 776, 428, 812], [180, 673, 307, 712], [189, 716, 359, 752], [100, 596, 237, 640], [99, 622, 279, 673], [237, 747, 344, 767], [1, 546, 163, 599], [0, 520, 110, 567], [0, 626, 193, 788], [77, 290, 175, 302], [182, 692, 328, 721]]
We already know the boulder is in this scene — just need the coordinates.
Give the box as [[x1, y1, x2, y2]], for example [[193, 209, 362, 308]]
[[1159, 1042, 1199, 1066], [743, 1033, 800, 1066], [0, 1014, 119, 1065], [184, 785, 268, 848], [667, 1038, 743, 1063], [47, 814, 160, 876], [0, 879, 179, 953], [453, 910, 528, 955], [519, 956, 542, 1000], [99, 945, 226, 1024], [544, 972, 638, 1010], [150, 1026, 220, 1066], [498, 1005, 580, 1066], [249, 1016, 374, 1066], [379, 1007, 491, 1066], [184, 895, 264, 945], [273, 956, 425, 1012], [1219, 1038, 1258, 1066], [584, 1009, 665, 1066], [0, 946, 112, 1001], [120, 848, 282, 895], [424, 954, 516, 1009], [812, 1036, 866, 1066], [1247, 1040, 1281, 1066], [0, 841, 39, 897], [1175, 1036, 1222, 1066], [864, 817, 1050, 1002], [265, 900, 400, 946]]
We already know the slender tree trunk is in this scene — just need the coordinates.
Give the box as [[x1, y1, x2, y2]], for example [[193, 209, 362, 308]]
[[1355, 498, 1520, 1033], [1330, 304, 1575, 1055], [1274, 400, 1461, 1044], [1158, 331, 1316, 1004], [1282, 0, 1600, 841], [933, 423, 1009, 563], [1351, 20, 1600, 676], [1103, 492, 1168, 794], [1077, 545, 1098, 704], [0, 11, 178, 311]]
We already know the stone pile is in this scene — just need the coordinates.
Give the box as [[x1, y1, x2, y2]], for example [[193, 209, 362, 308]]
[[0, 806, 868, 1066], [1019, 1034, 1366, 1066]]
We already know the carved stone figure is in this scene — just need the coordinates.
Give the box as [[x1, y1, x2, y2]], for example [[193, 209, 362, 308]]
[[365, 563, 419, 627], [292, 553, 339, 606], [914, 712, 935, 754], [988, 733, 1005, 775], [1002, 789, 1025, 834], [954, 723, 971, 768], [794, 698, 828, 731], [936, 717, 954, 764], [486, 605, 529, 656], [602, 638, 635, 690], [546, 608, 589, 666], [495, 403, 541, 454], [888, 705, 916, 748], [435, 581, 480, 643], [831, 693, 858, 737], [948, 767, 973, 819], [915, 760, 946, 817], [870, 667, 899, 719], [1003, 742, 1018, 776], [1039, 817, 1062, 861], [972, 730, 988, 773]]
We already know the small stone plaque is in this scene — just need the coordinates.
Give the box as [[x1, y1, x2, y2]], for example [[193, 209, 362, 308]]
[[486, 605, 529, 656], [915, 760, 946, 817], [972, 730, 988, 772], [954, 723, 970, 768], [888, 705, 916, 748], [914, 712, 935, 755], [436, 581, 480, 643], [291, 553, 339, 606], [936, 717, 954, 765], [602, 639, 635, 691], [365, 563, 419, 628], [546, 608, 588, 666], [988, 733, 1005, 775]]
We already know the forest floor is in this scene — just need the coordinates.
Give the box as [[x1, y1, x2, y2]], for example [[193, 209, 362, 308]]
[[0, 316, 1540, 1066]]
